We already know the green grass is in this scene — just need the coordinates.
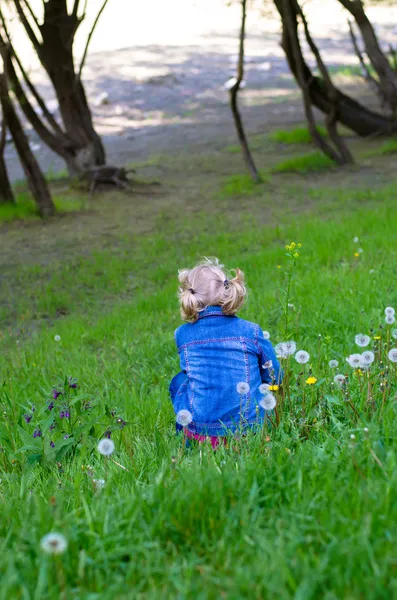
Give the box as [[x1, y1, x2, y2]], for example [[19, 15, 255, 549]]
[[273, 151, 335, 174], [0, 192, 86, 223], [220, 172, 269, 196], [2, 138, 397, 598], [269, 125, 328, 144]]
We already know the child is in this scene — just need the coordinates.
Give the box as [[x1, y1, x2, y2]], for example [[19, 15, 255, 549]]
[[169, 258, 281, 447]]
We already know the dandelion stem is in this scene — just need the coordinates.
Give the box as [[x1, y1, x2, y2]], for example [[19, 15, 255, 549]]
[[110, 458, 129, 472]]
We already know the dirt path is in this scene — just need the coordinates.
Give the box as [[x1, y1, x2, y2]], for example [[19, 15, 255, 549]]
[[5, 0, 397, 181]]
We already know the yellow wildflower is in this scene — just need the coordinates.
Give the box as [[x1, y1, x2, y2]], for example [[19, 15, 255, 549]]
[[269, 385, 279, 391], [293, 252, 299, 258], [277, 265, 281, 269], [373, 335, 381, 340], [306, 376, 317, 385], [354, 369, 363, 377], [297, 243, 302, 248], [354, 252, 360, 258]]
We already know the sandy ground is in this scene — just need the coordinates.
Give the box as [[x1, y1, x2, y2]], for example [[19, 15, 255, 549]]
[[5, 0, 397, 181]]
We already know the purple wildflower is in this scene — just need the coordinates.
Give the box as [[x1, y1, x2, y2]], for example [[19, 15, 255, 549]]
[[23, 413, 32, 424], [48, 402, 55, 411], [69, 382, 78, 389], [117, 418, 127, 429], [33, 429, 42, 438], [104, 430, 111, 439], [52, 390, 62, 400], [63, 434, 69, 440], [59, 410, 70, 419], [50, 440, 55, 448]]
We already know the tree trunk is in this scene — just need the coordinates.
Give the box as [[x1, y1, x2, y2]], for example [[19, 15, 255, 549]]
[[38, 0, 106, 170], [0, 108, 14, 204], [273, 0, 397, 137], [0, 74, 55, 217], [337, 0, 397, 113]]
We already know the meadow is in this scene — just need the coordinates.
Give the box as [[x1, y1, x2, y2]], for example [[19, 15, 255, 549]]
[[1, 126, 397, 599]]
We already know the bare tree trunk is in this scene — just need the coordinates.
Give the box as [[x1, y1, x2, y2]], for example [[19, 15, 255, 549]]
[[0, 108, 14, 204], [0, 73, 54, 217], [229, 0, 261, 182], [273, 0, 397, 137], [337, 0, 397, 113]]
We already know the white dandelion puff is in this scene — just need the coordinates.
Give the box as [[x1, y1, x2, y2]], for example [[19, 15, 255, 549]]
[[93, 478, 105, 490], [363, 427, 369, 433], [97, 438, 115, 456], [385, 307, 395, 317], [236, 382, 250, 395], [346, 354, 365, 368], [388, 348, 397, 363], [369, 269, 375, 274], [176, 409, 193, 427], [40, 533, 68, 555], [355, 334, 370, 348], [287, 303, 295, 311], [385, 314, 396, 325], [295, 350, 310, 364], [262, 331, 270, 340], [275, 342, 288, 358], [262, 360, 273, 370], [334, 374, 346, 386], [259, 394, 277, 411], [357, 248, 363, 254], [328, 359, 339, 368], [282, 341, 297, 355], [350, 434, 356, 440], [259, 383, 270, 394], [353, 236, 359, 243], [392, 329, 397, 340], [54, 335, 61, 342], [361, 351, 375, 365]]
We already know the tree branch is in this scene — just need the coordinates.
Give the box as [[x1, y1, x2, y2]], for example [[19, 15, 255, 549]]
[[13, 0, 42, 55], [77, 0, 109, 81]]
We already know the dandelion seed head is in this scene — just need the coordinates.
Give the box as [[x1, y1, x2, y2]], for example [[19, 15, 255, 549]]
[[392, 329, 397, 340], [346, 354, 365, 368], [328, 359, 339, 368], [176, 409, 193, 427], [350, 434, 356, 440], [353, 236, 359, 243], [259, 394, 277, 411], [262, 331, 270, 340], [40, 532, 68, 555], [275, 342, 288, 358], [262, 360, 273, 369], [54, 335, 61, 342], [259, 383, 270, 395], [385, 307, 395, 317], [295, 350, 310, 364], [361, 351, 375, 365], [334, 374, 346, 385], [283, 341, 297, 355], [93, 478, 106, 490], [355, 334, 370, 348], [97, 438, 115, 456], [363, 427, 369, 433], [386, 314, 396, 325], [388, 348, 397, 363]]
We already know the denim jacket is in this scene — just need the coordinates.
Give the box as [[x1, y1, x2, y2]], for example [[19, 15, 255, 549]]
[[172, 306, 282, 436]]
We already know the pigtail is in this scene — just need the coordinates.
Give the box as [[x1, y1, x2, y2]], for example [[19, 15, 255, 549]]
[[221, 268, 247, 315], [178, 269, 202, 322]]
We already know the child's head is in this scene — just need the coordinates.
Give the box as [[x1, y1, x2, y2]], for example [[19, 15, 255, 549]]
[[178, 257, 246, 322]]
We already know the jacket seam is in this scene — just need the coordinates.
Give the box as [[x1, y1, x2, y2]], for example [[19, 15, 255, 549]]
[[177, 336, 257, 352]]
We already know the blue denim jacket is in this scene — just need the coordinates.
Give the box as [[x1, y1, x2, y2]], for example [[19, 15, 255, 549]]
[[171, 306, 282, 436]]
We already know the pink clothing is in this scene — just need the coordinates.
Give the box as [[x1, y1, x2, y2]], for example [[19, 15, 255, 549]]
[[185, 428, 227, 449]]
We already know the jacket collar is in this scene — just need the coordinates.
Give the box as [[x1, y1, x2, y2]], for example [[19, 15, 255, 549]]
[[197, 306, 227, 320]]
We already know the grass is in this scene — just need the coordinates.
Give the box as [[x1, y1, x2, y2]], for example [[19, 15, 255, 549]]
[[272, 151, 335, 174], [269, 125, 328, 144], [2, 134, 397, 598], [0, 192, 85, 223]]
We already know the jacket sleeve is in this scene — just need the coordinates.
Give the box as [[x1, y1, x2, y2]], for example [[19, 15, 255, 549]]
[[256, 327, 283, 385]]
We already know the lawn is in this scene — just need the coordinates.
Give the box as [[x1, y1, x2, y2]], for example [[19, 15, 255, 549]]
[[1, 128, 397, 599]]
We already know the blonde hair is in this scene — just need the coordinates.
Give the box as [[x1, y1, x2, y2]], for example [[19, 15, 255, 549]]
[[178, 257, 247, 322]]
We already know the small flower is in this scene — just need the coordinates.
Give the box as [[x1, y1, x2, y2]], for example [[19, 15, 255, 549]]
[[117, 418, 127, 429], [346, 354, 364, 368], [262, 360, 273, 369], [40, 533, 68, 555], [275, 343, 288, 358], [262, 331, 270, 340], [176, 409, 193, 427], [363, 427, 369, 433], [354, 252, 360, 258], [355, 334, 370, 348], [388, 348, 397, 363], [68, 377, 78, 389], [328, 360, 339, 368], [334, 374, 346, 386], [52, 389, 62, 400], [97, 438, 115, 456], [104, 430, 111, 439], [236, 382, 250, 395], [47, 402, 55, 411], [63, 434, 69, 440], [49, 423, 56, 432], [59, 411, 70, 419], [33, 429, 42, 438], [295, 350, 310, 364], [361, 351, 375, 365], [54, 335, 61, 342], [282, 341, 297, 355], [259, 383, 270, 394], [373, 335, 381, 340], [268, 384, 279, 391], [354, 369, 364, 377], [385, 307, 395, 317], [50, 441, 55, 448], [386, 314, 396, 325], [93, 478, 106, 490], [305, 376, 317, 385], [353, 236, 359, 243], [287, 303, 295, 311], [277, 265, 281, 269], [350, 434, 356, 440], [392, 329, 397, 340], [259, 394, 277, 411], [23, 413, 32, 424]]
